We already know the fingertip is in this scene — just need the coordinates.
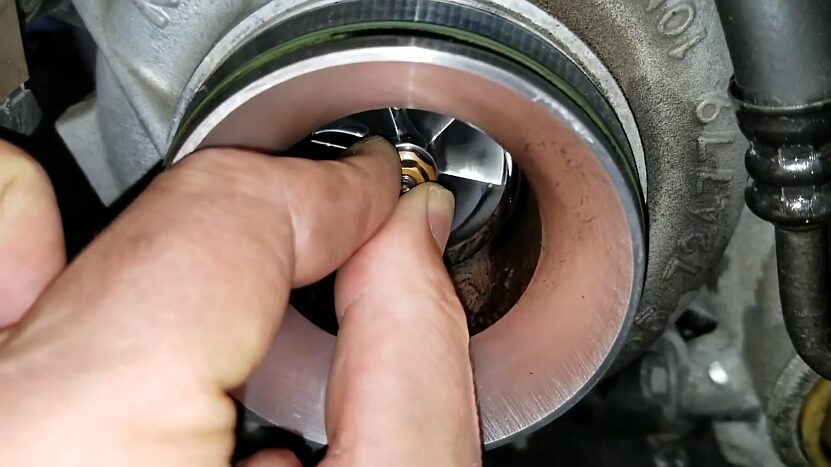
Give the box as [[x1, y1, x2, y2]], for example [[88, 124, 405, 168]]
[[286, 137, 402, 286], [394, 183, 456, 250], [237, 449, 301, 467], [341, 135, 399, 163], [425, 183, 455, 251], [338, 136, 401, 205]]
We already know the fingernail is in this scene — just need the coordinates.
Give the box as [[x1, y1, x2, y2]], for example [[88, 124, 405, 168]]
[[427, 184, 455, 251], [340, 135, 396, 158]]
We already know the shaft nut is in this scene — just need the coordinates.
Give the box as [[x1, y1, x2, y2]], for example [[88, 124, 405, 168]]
[[398, 148, 438, 193]]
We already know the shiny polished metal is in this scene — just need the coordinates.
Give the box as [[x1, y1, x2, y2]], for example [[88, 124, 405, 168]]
[[171, 34, 645, 447], [297, 108, 512, 258]]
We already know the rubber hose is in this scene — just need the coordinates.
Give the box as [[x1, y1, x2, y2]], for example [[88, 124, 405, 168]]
[[715, 0, 831, 379]]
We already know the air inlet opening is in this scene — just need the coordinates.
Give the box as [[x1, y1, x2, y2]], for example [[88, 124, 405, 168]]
[[289, 108, 541, 335]]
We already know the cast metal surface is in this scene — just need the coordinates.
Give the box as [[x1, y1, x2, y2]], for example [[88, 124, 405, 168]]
[[686, 211, 786, 466], [59, 0, 647, 203], [0, 0, 27, 100], [0, 0, 41, 135], [57, 0, 272, 204], [0, 88, 41, 135], [533, 0, 746, 367]]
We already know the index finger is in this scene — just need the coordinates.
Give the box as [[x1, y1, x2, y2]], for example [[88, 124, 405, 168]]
[[0, 137, 400, 391]]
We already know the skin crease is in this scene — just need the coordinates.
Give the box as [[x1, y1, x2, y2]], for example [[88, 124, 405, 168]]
[[0, 138, 481, 467]]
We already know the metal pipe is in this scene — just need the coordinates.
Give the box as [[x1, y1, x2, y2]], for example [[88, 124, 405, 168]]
[[777, 227, 831, 378], [715, 0, 831, 379]]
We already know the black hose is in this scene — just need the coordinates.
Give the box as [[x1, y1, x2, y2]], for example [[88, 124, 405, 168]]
[[715, 0, 831, 379], [716, 1, 831, 108]]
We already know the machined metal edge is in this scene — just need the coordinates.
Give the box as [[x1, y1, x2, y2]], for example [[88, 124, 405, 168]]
[[530, 0, 747, 368], [167, 0, 648, 198], [172, 36, 646, 447], [167, 0, 642, 204]]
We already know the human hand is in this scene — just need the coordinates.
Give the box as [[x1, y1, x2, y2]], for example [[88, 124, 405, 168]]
[[0, 138, 481, 466]]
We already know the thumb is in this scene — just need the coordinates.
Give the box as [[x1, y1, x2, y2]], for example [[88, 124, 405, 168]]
[[0, 141, 65, 327], [237, 449, 301, 467], [325, 183, 481, 466]]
